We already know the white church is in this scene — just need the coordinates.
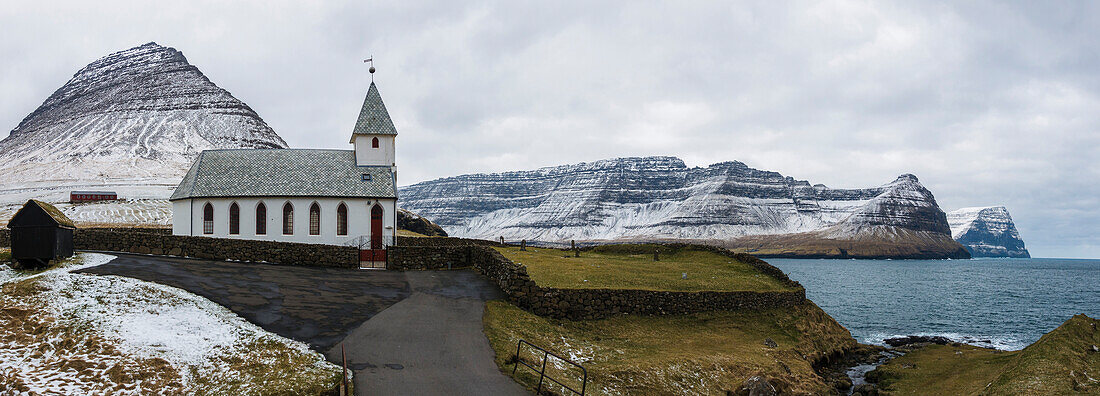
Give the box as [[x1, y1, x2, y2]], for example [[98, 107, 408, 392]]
[[170, 80, 399, 255]]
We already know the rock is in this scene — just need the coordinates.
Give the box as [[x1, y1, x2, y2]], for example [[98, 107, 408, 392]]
[[732, 376, 777, 396], [851, 383, 878, 396], [763, 338, 778, 348], [883, 335, 953, 347], [947, 206, 1030, 258], [1091, 345, 1098, 353]]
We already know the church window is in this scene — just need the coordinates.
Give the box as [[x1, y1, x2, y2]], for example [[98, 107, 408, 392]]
[[229, 202, 240, 235], [372, 137, 379, 148], [362, 174, 372, 181], [337, 203, 348, 236], [309, 203, 321, 235], [203, 203, 214, 234], [256, 202, 267, 235], [283, 202, 294, 235]]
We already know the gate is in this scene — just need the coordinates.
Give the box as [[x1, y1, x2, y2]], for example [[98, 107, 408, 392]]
[[349, 235, 393, 269], [359, 249, 387, 269], [512, 339, 587, 395]]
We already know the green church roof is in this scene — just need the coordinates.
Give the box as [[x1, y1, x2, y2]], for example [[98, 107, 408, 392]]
[[351, 82, 398, 137]]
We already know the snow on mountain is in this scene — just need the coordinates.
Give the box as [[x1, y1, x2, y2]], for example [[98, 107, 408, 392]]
[[399, 156, 957, 246], [0, 42, 287, 207], [947, 206, 1030, 258]]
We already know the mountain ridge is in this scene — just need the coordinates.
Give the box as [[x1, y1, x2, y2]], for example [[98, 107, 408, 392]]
[[0, 42, 287, 205], [399, 156, 972, 258]]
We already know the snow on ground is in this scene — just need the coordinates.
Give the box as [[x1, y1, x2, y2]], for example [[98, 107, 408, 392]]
[[0, 199, 171, 227], [0, 253, 343, 395]]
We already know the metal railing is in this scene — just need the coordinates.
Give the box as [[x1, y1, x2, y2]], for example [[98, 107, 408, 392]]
[[512, 339, 587, 396], [344, 234, 396, 249]]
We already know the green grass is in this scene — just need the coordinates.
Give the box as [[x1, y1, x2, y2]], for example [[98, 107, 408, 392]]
[[493, 244, 796, 292], [870, 314, 1100, 395], [483, 299, 860, 395]]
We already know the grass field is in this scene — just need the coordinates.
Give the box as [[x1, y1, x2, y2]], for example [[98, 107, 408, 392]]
[[869, 314, 1100, 395], [493, 244, 796, 292], [483, 299, 860, 395]]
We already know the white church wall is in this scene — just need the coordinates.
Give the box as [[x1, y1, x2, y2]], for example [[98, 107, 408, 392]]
[[174, 197, 397, 246], [353, 135, 395, 166]]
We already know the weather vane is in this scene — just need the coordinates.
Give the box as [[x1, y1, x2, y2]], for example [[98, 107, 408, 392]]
[[363, 56, 375, 81]]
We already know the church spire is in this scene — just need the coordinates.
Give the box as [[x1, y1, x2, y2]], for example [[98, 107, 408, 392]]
[[351, 81, 398, 140]]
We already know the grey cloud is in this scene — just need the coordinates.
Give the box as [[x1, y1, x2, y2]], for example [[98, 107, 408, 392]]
[[1, 0, 1098, 257]]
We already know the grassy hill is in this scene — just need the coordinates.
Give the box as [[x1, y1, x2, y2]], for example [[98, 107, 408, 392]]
[[484, 300, 862, 395], [869, 314, 1100, 394]]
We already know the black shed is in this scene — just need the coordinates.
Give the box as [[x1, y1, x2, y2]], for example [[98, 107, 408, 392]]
[[6, 200, 76, 267]]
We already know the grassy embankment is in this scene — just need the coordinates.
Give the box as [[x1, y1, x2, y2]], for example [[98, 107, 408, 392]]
[[869, 314, 1100, 395], [493, 244, 796, 292], [484, 244, 861, 395]]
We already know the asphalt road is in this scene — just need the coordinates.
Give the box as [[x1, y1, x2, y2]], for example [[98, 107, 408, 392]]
[[79, 254, 527, 395]]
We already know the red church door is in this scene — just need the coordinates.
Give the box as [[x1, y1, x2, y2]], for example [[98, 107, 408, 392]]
[[370, 204, 383, 249]]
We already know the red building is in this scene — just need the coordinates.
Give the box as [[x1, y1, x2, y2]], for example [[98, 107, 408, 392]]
[[70, 191, 118, 203]]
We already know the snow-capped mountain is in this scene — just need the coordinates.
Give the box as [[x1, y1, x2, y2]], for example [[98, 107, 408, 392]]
[[947, 206, 1030, 258], [0, 42, 287, 205], [400, 156, 966, 257]]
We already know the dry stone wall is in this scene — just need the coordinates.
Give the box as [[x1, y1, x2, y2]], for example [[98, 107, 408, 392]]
[[468, 244, 805, 320], [73, 228, 357, 268]]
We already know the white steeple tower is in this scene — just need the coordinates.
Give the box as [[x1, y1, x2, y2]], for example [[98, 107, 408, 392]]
[[350, 79, 397, 167]]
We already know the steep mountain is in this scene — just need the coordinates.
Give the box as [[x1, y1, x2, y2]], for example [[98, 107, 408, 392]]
[[399, 156, 970, 258], [947, 206, 1030, 258], [0, 42, 287, 205]]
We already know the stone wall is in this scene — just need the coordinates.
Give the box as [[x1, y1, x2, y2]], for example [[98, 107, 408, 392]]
[[467, 245, 806, 320], [396, 235, 504, 247], [388, 246, 472, 270], [0, 228, 9, 248], [74, 228, 358, 268]]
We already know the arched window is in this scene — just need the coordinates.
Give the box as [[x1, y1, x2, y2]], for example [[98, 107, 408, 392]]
[[256, 202, 267, 235], [282, 202, 294, 235], [372, 137, 379, 148], [309, 203, 321, 235], [229, 202, 240, 235], [337, 203, 348, 236], [203, 203, 214, 234]]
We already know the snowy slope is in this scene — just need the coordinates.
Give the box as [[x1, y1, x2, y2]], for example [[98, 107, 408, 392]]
[[947, 206, 1030, 258], [400, 157, 955, 244], [0, 42, 287, 206]]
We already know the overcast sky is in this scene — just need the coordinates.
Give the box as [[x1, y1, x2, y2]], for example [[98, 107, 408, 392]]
[[2, 1, 1098, 258]]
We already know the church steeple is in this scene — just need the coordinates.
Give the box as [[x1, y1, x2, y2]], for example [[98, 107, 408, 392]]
[[351, 80, 397, 167], [350, 82, 398, 142]]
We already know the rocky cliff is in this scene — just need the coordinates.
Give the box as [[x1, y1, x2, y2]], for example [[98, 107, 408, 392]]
[[0, 42, 287, 204], [400, 157, 970, 258], [947, 206, 1030, 258]]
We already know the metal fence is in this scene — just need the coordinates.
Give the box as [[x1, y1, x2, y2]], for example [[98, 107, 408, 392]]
[[512, 339, 588, 395]]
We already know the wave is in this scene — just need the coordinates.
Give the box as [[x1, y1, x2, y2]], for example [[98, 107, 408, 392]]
[[862, 331, 1027, 351]]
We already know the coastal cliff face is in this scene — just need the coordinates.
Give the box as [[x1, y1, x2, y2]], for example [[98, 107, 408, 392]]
[[399, 157, 970, 258], [947, 206, 1030, 258], [0, 42, 287, 204]]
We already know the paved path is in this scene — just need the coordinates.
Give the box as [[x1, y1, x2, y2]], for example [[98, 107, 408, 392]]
[[79, 254, 527, 395]]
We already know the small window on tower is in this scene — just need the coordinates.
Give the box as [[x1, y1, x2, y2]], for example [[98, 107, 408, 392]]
[[372, 137, 379, 148], [362, 173, 372, 182]]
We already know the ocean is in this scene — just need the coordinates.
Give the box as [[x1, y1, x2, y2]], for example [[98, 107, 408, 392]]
[[768, 257, 1100, 350]]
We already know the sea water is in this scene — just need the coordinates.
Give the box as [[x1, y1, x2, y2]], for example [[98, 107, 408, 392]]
[[768, 258, 1100, 350]]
